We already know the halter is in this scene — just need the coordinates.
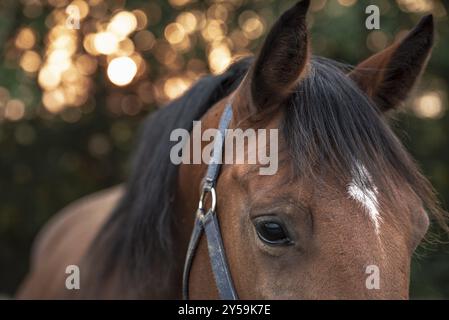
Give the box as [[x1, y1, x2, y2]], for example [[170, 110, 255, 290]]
[[182, 103, 238, 300]]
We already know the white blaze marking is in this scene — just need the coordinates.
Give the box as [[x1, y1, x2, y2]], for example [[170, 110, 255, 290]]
[[347, 163, 381, 234]]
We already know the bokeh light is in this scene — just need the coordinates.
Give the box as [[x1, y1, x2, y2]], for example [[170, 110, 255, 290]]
[[366, 31, 389, 52], [3, 0, 281, 116], [397, 0, 433, 12], [108, 11, 138, 40], [20, 51, 42, 73], [0, 0, 446, 120], [164, 77, 192, 100], [107, 56, 138, 86], [208, 43, 232, 74], [239, 11, 265, 40], [4, 99, 26, 121], [165, 23, 187, 45], [15, 28, 36, 50], [413, 91, 445, 119], [94, 32, 119, 55], [338, 0, 358, 7], [38, 65, 62, 90], [176, 12, 198, 33]]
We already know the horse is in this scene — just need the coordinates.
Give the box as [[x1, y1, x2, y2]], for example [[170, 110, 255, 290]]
[[17, 0, 446, 299]]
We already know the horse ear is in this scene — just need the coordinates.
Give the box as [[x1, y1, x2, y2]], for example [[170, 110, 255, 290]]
[[349, 15, 434, 113], [242, 0, 310, 117]]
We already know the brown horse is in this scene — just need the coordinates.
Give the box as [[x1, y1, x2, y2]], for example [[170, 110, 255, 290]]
[[17, 1, 445, 299]]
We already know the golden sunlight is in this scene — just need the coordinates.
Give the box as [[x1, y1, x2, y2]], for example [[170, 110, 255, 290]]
[[165, 23, 187, 45], [164, 77, 191, 100], [108, 11, 138, 40], [413, 92, 445, 119], [208, 44, 231, 74], [107, 56, 138, 86], [94, 32, 119, 55], [15, 28, 36, 50], [20, 51, 42, 73]]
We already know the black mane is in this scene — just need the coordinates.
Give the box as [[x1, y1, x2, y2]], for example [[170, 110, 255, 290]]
[[88, 57, 252, 297], [89, 56, 443, 297]]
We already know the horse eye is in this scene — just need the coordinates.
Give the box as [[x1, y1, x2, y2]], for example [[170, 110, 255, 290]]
[[255, 220, 292, 246]]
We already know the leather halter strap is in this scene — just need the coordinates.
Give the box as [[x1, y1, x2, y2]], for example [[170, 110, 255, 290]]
[[182, 103, 238, 300]]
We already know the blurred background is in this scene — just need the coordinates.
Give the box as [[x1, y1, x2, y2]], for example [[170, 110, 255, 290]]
[[0, 0, 448, 298]]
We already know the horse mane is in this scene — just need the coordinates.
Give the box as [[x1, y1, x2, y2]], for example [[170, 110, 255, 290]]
[[87, 57, 252, 298], [283, 56, 446, 235], [88, 55, 446, 298]]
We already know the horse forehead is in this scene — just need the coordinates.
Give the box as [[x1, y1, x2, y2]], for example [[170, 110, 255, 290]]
[[227, 164, 280, 191], [227, 159, 381, 235]]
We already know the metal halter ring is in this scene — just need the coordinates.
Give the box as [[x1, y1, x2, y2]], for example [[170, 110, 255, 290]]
[[198, 184, 217, 213]]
